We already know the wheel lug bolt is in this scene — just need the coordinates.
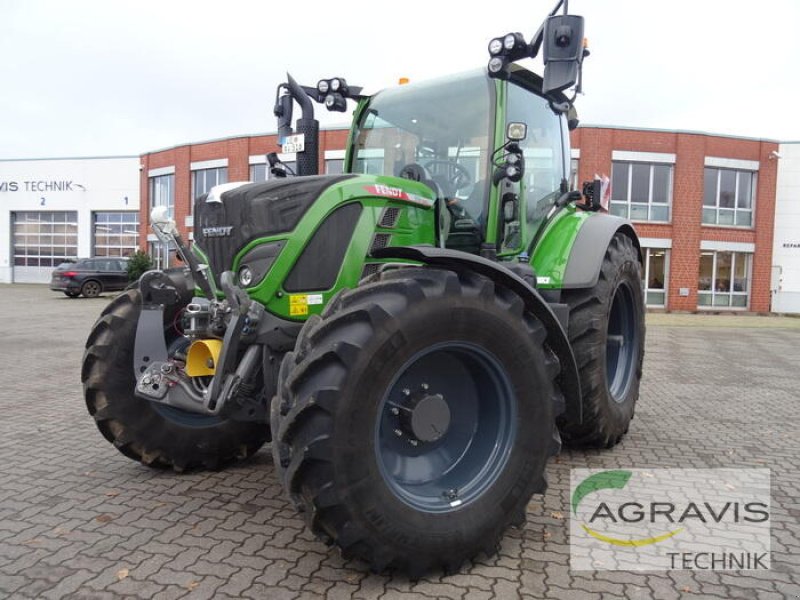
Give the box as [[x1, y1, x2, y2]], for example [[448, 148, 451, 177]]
[[402, 388, 410, 396], [390, 407, 399, 415], [421, 383, 429, 391], [409, 439, 418, 447], [394, 429, 403, 437]]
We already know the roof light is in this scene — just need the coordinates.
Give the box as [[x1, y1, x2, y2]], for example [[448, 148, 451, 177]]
[[488, 57, 505, 74], [488, 38, 504, 56]]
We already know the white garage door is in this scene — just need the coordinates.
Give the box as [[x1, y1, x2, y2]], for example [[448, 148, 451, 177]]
[[12, 211, 78, 283]]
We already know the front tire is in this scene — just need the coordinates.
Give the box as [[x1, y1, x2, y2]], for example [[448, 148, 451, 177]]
[[82, 290, 269, 471], [558, 232, 645, 448], [271, 268, 561, 576]]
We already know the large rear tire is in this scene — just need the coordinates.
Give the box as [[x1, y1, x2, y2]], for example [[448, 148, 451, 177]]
[[82, 290, 269, 471], [271, 268, 561, 576], [558, 233, 645, 448]]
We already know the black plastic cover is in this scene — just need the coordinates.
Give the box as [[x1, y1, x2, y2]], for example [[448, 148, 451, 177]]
[[284, 202, 362, 292], [194, 175, 353, 277]]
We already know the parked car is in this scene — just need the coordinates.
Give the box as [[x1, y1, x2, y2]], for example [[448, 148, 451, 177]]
[[50, 257, 130, 298]]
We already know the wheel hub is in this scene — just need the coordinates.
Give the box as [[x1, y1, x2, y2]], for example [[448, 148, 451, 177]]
[[396, 385, 451, 443]]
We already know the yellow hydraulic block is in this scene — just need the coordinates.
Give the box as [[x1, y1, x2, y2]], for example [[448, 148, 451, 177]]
[[185, 339, 223, 377]]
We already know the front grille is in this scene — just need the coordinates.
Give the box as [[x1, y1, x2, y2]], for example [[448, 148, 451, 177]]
[[360, 263, 381, 281], [370, 233, 391, 254], [379, 207, 402, 228]]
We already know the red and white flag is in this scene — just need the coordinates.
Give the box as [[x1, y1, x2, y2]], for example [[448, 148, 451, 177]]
[[594, 173, 611, 212]]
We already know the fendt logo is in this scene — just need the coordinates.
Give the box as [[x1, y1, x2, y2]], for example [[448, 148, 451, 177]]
[[202, 226, 233, 238], [570, 469, 771, 571]]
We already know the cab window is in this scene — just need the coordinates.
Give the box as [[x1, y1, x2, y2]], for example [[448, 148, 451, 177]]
[[506, 84, 567, 239]]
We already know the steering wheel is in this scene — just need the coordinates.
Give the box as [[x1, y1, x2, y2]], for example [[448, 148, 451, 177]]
[[422, 159, 473, 192]]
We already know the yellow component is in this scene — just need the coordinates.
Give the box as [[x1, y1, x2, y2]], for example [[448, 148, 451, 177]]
[[398, 77, 410, 85], [185, 339, 223, 377], [581, 524, 683, 547], [290, 304, 309, 316], [289, 294, 309, 316]]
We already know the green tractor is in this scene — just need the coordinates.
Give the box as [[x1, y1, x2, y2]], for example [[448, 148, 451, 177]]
[[82, 0, 644, 576]]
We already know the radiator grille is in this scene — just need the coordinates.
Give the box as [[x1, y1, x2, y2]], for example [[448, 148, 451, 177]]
[[379, 207, 402, 228], [360, 263, 381, 281], [370, 233, 392, 254]]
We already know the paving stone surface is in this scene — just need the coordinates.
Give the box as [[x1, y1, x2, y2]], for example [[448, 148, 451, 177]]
[[1, 284, 798, 599]]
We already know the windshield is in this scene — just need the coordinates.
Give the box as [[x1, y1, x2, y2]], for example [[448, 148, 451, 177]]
[[351, 71, 494, 225]]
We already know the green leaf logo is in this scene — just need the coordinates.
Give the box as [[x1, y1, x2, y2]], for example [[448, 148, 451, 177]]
[[573, 470, 683, 547]]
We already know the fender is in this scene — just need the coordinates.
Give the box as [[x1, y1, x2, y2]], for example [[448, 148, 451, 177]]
[[371, 245, 582, 425], [563, 215, 642, 289]]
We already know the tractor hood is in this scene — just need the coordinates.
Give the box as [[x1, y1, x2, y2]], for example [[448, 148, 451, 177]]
[[194, 174, 355, 278]]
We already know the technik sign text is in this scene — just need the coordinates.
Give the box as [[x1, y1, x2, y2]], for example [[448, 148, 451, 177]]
[[0, 180, 86, 192]]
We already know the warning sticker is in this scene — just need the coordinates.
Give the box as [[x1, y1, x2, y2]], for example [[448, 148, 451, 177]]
[[307, 294, 324, 305], [289, 295, 309, 316]]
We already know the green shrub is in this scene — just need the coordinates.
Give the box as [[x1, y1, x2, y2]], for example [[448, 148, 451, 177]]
[[127, 250, 153, 281]]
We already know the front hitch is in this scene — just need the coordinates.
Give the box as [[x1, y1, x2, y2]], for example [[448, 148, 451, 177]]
[[134, 211, 265, 418], [134, 270, 265, 417]]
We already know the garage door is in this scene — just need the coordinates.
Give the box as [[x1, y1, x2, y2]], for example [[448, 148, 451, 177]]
[[12, 211, 78, 283]]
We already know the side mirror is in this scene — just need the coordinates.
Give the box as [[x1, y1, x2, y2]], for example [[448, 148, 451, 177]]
[[274, 89, 294, 142], [542, 14, 585, 94]]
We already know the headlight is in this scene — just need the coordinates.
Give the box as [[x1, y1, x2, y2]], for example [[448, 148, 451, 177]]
[[238, 266, 254, 287], [317, 79, 329, 94], [488, 38, 503, 56], [503, 33, 517, 50], [488, 57, 505, 73], [330, 78, 341, 92]]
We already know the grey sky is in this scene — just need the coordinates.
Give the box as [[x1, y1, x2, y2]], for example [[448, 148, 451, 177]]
[[2, 0, 798, 159]]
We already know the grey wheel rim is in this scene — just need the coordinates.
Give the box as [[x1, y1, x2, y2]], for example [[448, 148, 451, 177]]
[[606, 281, 639, 402], [375, 342, 517, 513], [83, 282, 101, 297]]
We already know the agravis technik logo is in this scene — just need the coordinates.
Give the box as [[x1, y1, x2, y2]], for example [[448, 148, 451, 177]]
[[570, 469, 771, 571]]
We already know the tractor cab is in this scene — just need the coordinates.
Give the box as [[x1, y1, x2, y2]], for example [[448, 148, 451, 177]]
[[348, 67, 573, 258]]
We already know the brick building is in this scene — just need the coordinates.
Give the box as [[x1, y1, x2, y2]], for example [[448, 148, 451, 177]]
[[139, 125, 779, 312]]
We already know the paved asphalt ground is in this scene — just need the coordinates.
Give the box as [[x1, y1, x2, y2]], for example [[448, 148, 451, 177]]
[[0, 284, 798, 600]]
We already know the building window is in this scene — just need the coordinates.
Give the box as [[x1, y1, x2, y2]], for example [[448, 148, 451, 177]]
[[702, 168, 755, 227], [192, 167, 228, 200], [149, 174, 174, 220], [250, 161, 297, 182], [250, 164, 267, 182], [570, 158, 580, 191], [326, 159, 344, 175], [698, 251, 751, 308], [93, 212, 139, 257], [12, 211, 78, 268], [148, 240, 176, 270], [642, 248, 668, 307], [610, 161, 672, 222]]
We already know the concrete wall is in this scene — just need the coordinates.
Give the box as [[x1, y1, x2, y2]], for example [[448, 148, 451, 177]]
[[0, 156, 140, 283], [772, 142, 800, 313]]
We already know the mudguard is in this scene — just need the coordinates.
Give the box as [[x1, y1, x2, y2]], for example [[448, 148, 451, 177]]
[[563, 216, 642, 289], [371, 245, 582, 425]]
